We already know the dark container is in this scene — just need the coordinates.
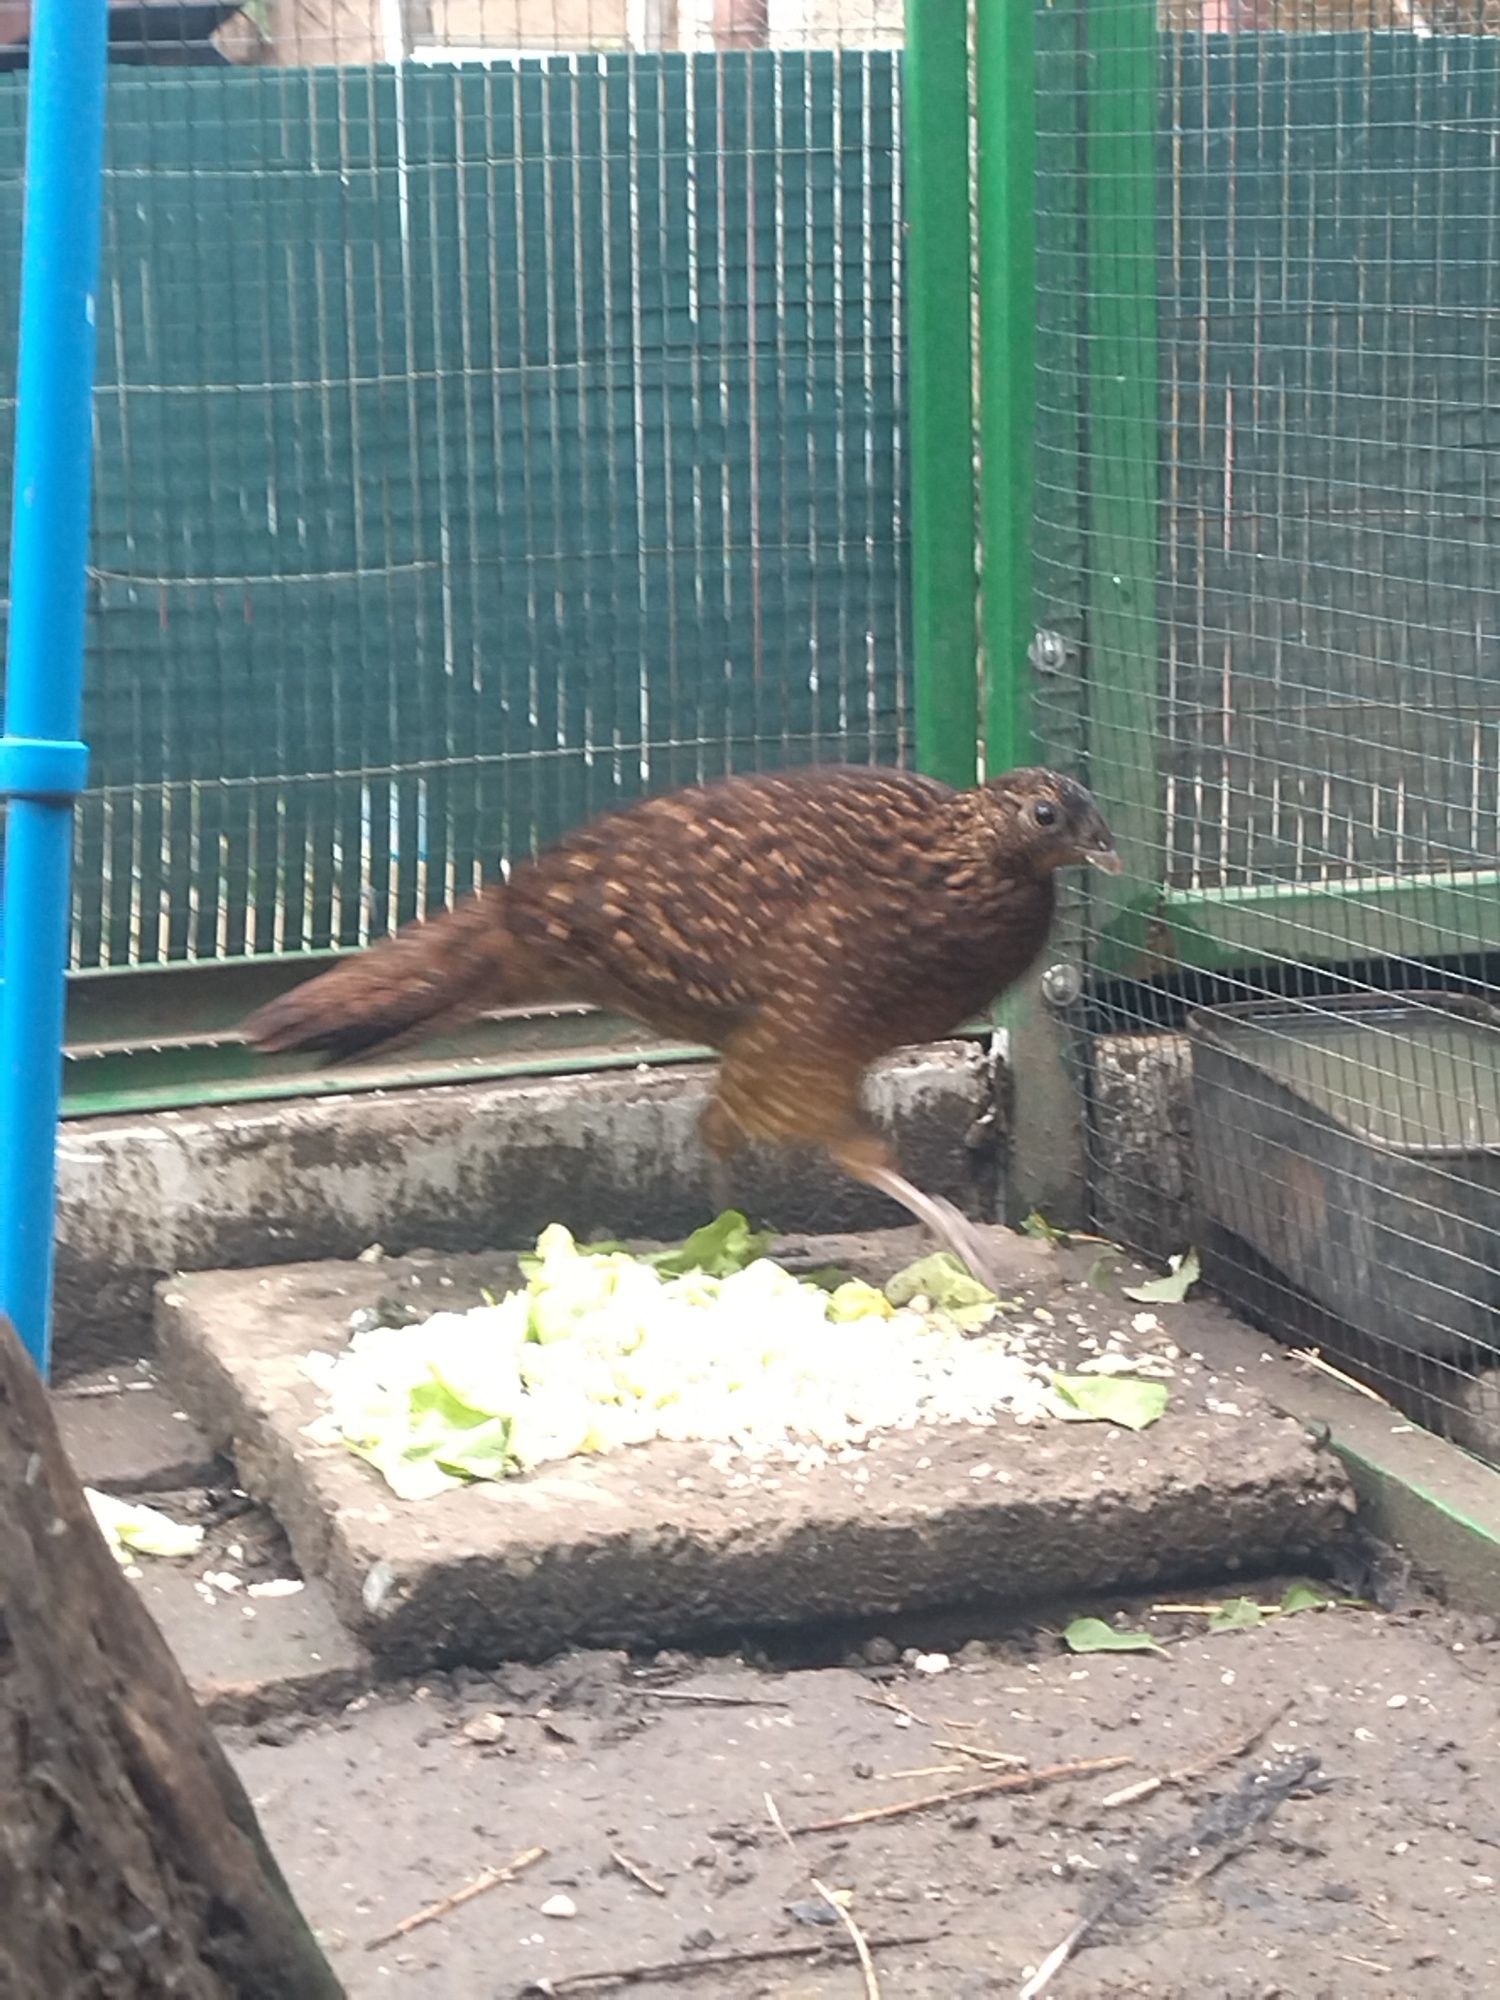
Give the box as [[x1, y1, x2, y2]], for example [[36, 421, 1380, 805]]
[[1187, 993, 1500, 1364]]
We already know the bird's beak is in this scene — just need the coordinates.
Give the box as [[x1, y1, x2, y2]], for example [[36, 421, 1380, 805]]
[[1087, 845, 1123, 876]]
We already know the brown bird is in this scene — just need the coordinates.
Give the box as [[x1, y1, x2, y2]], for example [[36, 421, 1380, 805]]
[[242, 765, 1119, 1287]]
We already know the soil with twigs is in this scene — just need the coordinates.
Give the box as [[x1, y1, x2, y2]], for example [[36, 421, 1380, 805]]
[[227, 1569, 1500, 1999]]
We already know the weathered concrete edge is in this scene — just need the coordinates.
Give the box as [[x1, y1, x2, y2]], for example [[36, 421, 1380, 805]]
[[53, 1379, 223, 1496], [60, 1039, 1002, 1377], [1186, 1310, 1500, 1616], [326, 1425, 1351, 1674], [156, 1247, 1357, 1674]]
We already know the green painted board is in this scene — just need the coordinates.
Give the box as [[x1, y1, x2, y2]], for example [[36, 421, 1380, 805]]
[[1096, 868, 1500, 979]]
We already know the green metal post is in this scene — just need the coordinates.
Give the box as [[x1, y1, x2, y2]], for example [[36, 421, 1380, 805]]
[[975, 0, 1036, 775], [1083, 0, 1161, 929], [973, 0, 1080, 1226], [906, 0, 980, 790]]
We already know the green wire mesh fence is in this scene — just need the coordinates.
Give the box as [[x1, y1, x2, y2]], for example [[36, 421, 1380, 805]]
[[1033, 5, 1500, 1459], [5, 0, 1499, 1459], [0, 1, 908, 978]]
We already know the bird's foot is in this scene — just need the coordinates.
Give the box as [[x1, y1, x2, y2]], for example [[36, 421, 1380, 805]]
[[918, 1197, 1014, 1297], [856, 1164, 1014, 1295]]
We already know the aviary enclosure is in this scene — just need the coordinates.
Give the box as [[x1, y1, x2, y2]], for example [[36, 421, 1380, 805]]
[[0, 0, 1496, 1450]]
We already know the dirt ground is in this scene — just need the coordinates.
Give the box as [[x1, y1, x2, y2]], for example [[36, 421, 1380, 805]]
[[228, 1576, 1500, 2000]]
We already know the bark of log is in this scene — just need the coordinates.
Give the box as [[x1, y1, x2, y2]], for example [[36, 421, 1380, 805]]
[[0, 1314, 344, 2000]]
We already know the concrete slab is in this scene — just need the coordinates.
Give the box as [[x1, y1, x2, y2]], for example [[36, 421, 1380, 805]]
[[50, 1363, 373, 1717], [129, 1566, 373, 1724], [156, 1233, 1356, 1673], [54, 1369, 221, 1493], [56, 1040, 997, 1376]]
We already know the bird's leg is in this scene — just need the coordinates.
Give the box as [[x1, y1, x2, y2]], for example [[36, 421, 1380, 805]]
[[847, 1156, 1008, 1295], [825, 1126, 1010, 1294], [712, 1027, 1009, 1291], [699, 1094, 742, 1218]]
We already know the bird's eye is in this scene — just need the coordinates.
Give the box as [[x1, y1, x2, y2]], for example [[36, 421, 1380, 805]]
[[1032, 799, 1059, 828]]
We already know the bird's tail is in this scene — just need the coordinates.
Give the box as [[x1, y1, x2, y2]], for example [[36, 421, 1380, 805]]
[[241, 884, 542, 1065]]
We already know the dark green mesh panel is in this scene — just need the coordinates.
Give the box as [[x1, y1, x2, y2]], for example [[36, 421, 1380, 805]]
[[0, 53, 908, 971], [1033, 7, 1500, 1456]]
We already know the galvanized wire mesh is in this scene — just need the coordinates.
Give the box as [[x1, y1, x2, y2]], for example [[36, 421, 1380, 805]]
[[0, 0, 908, 974], [1034, 6, 1500, 1460]]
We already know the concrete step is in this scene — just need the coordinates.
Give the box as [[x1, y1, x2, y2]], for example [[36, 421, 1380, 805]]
[[152, 1228, 1357, 1678], [54, 1363, 375, 1720], [56, 1040, 997, 1376]]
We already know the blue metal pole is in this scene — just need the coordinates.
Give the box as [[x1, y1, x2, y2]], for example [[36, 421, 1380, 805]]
[[0, 0, 109, 1374]]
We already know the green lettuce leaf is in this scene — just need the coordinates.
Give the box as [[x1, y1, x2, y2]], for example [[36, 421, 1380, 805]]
[[1046, 1373, 1169, 1431]]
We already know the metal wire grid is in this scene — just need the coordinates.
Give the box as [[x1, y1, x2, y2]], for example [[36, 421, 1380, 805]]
[[0, 13, 908, 973], [1033, 8, 1500, 1455], [1160, 30, 1500, 893]]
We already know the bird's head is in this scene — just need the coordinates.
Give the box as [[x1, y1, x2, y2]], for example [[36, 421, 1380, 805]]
[[983, 768, 1122, 877]]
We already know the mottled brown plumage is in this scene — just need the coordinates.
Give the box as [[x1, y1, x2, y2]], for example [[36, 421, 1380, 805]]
[[242, 765, 1119, 1284]]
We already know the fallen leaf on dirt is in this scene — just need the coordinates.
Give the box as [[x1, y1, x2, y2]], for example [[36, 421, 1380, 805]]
[[1063, 1616, 1168, 1658], [85, 1488, 204, 1563], [1022, 1210, 1068, 1244], [1207, 1597, 1265, 1633], [1121, 1248, 1201, 1304], [1047, 1374, 1169, 1431], [1280, 1581, 1339, 1615]]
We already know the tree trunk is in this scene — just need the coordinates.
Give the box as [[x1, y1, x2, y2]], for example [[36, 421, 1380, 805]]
[[0, 1315, 344, 2000]]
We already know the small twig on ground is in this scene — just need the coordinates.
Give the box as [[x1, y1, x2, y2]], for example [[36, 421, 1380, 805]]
[[609, 1849, 667, 1897], [815, 1882, 881, 2000], [366, 1845, 545, 1948], [1150, 1602, 1278, 1616], [764, 1792, 798, 1856], [1363, 1903, 1403, 1936], [1288, 1346, 1390, 1403], [1099, 1700, 1291, 1810], [53, 1378, 152, 1399], [1018, 1915, 1091, 2000], [857, 1690, 927, 1725], [933, 1737, 1028, 1769], [789, 1753, 1131, 1836], [516, 1931, 942, 1995], [621, 1687, 789, 1709], [766, 1791, 882, 2000]]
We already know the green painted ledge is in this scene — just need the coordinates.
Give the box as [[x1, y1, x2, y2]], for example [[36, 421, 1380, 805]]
[[1190, 1306, 1500, 1617], [1095, 869, 1500, 978]]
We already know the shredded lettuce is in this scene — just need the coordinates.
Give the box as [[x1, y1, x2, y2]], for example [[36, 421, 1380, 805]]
[[86, 1488, 205, 1562], [303, 1215, 1124, 1500], [883, 1251, 1002, 1330]]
